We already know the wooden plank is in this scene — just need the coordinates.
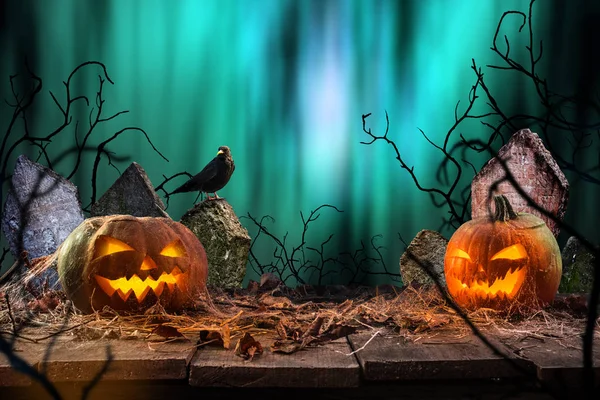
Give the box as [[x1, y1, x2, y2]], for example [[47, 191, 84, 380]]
[[0, 335, 47, 386], [38, 337, 196, 382], [348, 329, 533, 381], [189, 337, 360, 388], [501, 334, 600, 389]]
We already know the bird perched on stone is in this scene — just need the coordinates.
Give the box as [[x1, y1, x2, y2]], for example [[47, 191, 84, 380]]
[[170, 146, 235, 201]]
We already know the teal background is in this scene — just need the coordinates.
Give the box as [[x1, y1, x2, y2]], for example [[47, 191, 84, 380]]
[[1, 0, 599, 286]]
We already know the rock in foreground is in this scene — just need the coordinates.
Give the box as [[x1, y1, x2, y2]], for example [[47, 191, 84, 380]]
[[559, 236, 597, 294], [180, 199, 250, 288], [399, 229, 448, 288]]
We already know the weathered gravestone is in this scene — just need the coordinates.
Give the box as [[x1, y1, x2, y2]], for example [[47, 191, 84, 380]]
[[471, 129, 569, 237], [559, 236, 598, 294], [180, 199, 251, 288], [1, 155, 85, 290], [90, 162, 169, 218]]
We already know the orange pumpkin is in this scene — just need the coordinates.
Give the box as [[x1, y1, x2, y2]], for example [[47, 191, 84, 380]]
[[57, 215, 208, 313], [444, 195, 562, 310]]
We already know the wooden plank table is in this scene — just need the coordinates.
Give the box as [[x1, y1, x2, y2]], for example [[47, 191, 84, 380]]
[[347, 328, 534, 381], [497, 332, 600, 395], [0, 334, 48, 386], [189, 337, 360, 387], [0, 326, 596, 399], [38, 336, 196, 382]]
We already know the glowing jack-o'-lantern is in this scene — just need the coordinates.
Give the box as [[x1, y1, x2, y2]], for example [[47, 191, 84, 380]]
[[444, 195, 562, 311], [57, 215, 208, 313]]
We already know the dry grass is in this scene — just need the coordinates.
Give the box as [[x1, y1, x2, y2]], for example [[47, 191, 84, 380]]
[[0, 279, 596, 352]]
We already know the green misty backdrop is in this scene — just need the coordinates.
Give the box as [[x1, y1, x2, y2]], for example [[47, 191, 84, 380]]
[[1, 0, 599, 285]]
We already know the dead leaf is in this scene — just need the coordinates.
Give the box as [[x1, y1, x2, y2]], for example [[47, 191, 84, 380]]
[[270, 339, 304, 354], [303, 315, 324, 338], [393, 314, 447, 334], [412, 323, 430, 334], [150, 324, 184, 339], [247, 346, 258, 359], [291, 328, 304, 341], [372, 314, 392, 323], [301, 336, 314, 347], [199, 329, 224, 347], [322, 324, 357, 340], [393, 315, 420, 331], [254, 319, 278, 329], [276, 319, 288, 340], [235, 332, 263, 361], [336, 299, 354, 314], [258, 293, 293, 308], [256, 305, 268, 313], [427, 316, 450, 330]]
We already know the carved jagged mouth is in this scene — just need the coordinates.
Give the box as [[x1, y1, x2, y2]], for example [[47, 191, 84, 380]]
[[448, 265, 526, 300], [95, 267, 188, 303]]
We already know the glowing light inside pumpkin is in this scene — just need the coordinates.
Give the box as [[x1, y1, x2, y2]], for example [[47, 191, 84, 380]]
[[490, 244, 527, 260], [94, 236, 135, 259], [95, 267, 188, 302], [140, 255, 158, 271], [447, 244, 529, 299], [159, 239, 187, 257], [448, 266, 526, 298], [447, 247, 472, 262]]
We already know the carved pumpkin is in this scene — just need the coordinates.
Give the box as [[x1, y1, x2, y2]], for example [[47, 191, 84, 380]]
[[444, 195, 562, 310], [57, 215, 208, 313]]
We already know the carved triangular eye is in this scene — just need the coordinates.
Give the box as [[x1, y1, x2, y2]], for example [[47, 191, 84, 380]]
[[159, 239, 187, 258], [447, 247, 472, 262], [94, 235, 135, 260], [491, 244, 528, 261]]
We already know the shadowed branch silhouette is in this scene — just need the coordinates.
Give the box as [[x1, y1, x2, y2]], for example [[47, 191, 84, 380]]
[[244, 204, 401, 286], [0, 60, 169, 399], [361, 0, 599, 397]]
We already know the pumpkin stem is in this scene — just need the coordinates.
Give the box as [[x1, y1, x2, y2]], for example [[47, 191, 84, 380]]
[[493, 195, 518, 222]]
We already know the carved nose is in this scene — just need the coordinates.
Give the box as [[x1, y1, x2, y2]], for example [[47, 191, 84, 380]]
[[140, 255, 158, 271]]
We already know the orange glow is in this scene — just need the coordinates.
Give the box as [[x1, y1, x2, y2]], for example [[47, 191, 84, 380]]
[[140, 255, 158, 271], [160, 239, 187, 257], [94, 236, 135, 259], [447, 266, 526, 299], [95, 267, 187, 302], [447, 247, 472, 262], [491, 244, 528, 261]]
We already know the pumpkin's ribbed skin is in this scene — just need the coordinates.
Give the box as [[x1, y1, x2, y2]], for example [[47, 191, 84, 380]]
[[58, 215, 208, 313], [444, 196, 562, 311]]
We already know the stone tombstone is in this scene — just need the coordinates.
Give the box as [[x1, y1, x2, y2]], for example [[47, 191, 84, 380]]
[[90, 162, 169, 218], [399, 229, 448, 288], [1, 155, 85, 260], [471, 129, 569, 237], [559, 236, 597, 294], [179, 199, 251, 288]]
